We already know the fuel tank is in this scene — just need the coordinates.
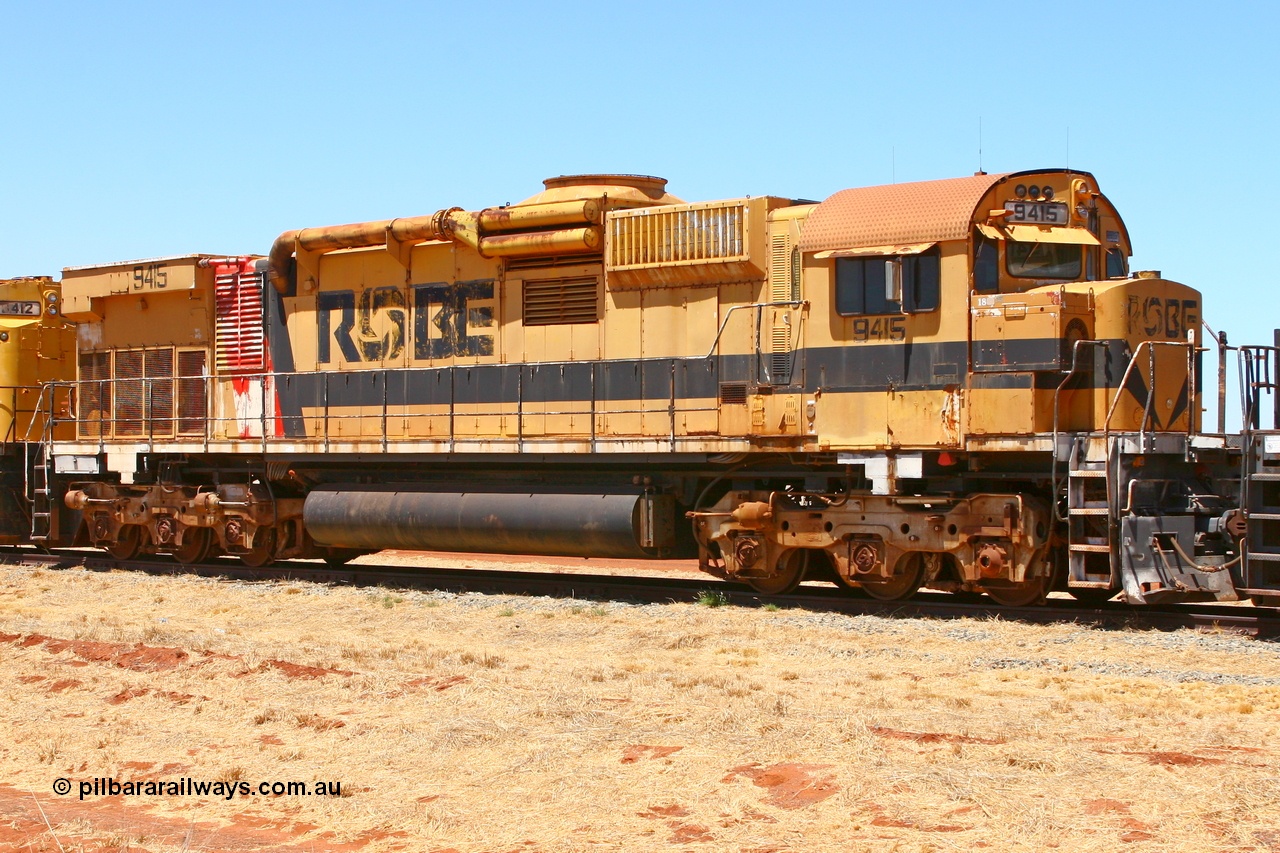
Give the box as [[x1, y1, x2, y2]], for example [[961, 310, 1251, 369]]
[[303, 488, 676, 559]]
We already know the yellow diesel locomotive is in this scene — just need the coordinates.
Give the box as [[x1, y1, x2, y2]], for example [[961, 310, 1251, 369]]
[[6, 169, 1276, 606]]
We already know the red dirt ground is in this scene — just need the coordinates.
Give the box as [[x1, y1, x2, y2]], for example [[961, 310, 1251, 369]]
[[0, 784, 398, 853], [0, 632, 189, 671], [0, 632, 356, 683], [620, 744, 683, 764], [721, 763, 839, 810], [869, 726, 1006, 746]]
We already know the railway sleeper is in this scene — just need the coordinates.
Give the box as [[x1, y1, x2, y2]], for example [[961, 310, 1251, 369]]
[[65, 482, 306, 566], [690, 491, 1053, 602]]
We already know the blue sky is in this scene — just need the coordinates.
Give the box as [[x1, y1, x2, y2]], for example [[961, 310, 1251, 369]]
[[2, 1, 1276, 423]]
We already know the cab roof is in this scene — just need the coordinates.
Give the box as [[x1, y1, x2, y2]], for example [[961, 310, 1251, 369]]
[[797, 172, 1009, 253]]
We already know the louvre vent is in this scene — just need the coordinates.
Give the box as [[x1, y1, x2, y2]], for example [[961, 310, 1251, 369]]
[[177, 350, 207, 435], [77, 352, 111, 438], [523, 276, 599, 326], [506, 253, 602, 272], [608, 200, 748, 269], [215, 270, 265, 372], [769, 232, 793, 301], [769, 351, 793, 382], [767, 230, 796, 384], [719, 383, 748, 405]]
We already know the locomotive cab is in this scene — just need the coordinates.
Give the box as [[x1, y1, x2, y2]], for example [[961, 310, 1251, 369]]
[[0, 276, 76, 544]]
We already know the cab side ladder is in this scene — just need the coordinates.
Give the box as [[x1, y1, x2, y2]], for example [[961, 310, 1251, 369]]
[[1066, 436, 1114, 590]]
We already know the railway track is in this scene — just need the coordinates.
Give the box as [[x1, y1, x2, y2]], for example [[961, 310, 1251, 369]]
[[3, 547, 1278, 639]]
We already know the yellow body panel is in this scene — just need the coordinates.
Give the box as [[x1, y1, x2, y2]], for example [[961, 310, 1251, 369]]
[[0, 278, 76, 442]]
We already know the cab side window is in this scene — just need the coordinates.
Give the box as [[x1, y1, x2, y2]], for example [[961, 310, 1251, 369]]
[[973, 231, 999, 293], [835, 257, 892, 314], [835, 248, 939, 315], [904, 251, 939, 312], [1106, 248, 1128, 278]]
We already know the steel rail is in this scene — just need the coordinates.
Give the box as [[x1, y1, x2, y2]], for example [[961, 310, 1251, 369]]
[[1, 548, 1276, 638]]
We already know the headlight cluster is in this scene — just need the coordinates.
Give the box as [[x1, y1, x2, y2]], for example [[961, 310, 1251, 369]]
[[1014, 184, 1055, 200]]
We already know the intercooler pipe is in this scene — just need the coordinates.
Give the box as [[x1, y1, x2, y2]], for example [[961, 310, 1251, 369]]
[[303, 489, 675, 559], [266, 199, 604, 293]]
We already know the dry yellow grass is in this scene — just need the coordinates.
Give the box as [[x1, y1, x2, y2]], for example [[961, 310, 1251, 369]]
[[1, 562, 1279, 852]]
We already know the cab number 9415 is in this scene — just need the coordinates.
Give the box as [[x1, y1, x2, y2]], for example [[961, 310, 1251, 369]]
[[1004, 201, 1069, 224], [852, 316, 906, 342]]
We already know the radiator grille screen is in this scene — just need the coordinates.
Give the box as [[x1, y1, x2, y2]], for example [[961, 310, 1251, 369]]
[[608, 201, 748, 270], [177, 350, 207, 435], [77, 352, 111, 438], [114, 350, 145, 436], [145, 348, 174, 436]]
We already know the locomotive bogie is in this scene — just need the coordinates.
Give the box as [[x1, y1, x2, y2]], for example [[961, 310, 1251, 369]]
[[691, 490, 1052, 600], [65, 480, 303, 566]]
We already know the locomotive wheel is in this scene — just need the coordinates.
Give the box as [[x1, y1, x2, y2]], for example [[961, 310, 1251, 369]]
[[173, 527, 214, 565], [861, 552, 924, 601], [106, 525, 143, 561], [239, 526, 277, 568], [746, 549, 809, 595], [982, 573, 1052, 607]]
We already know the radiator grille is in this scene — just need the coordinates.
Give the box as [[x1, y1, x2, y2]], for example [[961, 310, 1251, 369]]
[[77, 352, 111, 438], [215, 270, 265, 372], [81, 347, 203, 439], [114, 350, 145, 436], [523, 276, 599, 326], [608, 200, 748, 270], [145, 348, 174, 436], [177, 349, 207, 435]]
